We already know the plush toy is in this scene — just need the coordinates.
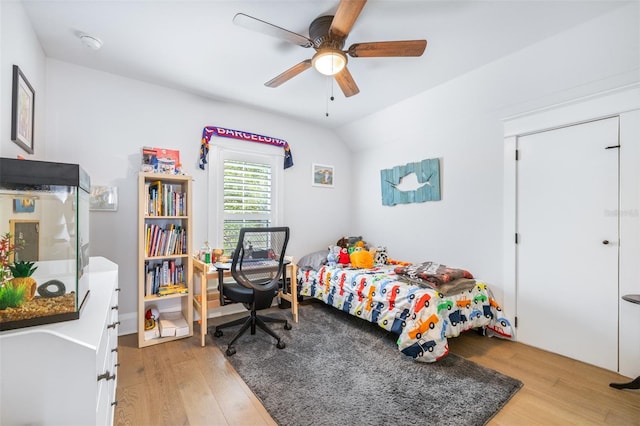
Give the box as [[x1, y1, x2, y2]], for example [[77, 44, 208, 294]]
[[336, 237, 349, 249], [327, 246, 339, 267], [375, 246, 388, 265], [337, 247, 350, 265], [144, 306, 160, 330], [346, 240, 363, 255], [212, 248, 224, 262], [350, 247, 374, 269]]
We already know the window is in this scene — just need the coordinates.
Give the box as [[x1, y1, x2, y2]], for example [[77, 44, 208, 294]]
[[222, 159, 272, 254], [209, 143, 283, 256]]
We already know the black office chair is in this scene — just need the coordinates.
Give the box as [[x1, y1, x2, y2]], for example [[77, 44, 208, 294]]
[[210, 226, 292, 356]]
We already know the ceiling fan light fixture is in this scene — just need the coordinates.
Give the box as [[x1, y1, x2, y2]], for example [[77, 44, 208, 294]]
[[312, 48, 347, 76]]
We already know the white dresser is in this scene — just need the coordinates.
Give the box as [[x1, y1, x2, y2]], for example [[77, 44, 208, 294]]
[[0, 257, 119, 426]]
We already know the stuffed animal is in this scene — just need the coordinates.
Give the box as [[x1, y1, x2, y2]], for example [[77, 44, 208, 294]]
[[337, 247, 350, 265], [375, 246, 388, 265], [336, 237, 349, 249], [350, 247, 374, 269], [144, 306, 160, 330], [327, 246, 339, 267], [347, 240, 362, 255]]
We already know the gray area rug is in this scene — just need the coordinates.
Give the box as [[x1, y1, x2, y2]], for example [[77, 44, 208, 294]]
[[212, 300, 522, 426]]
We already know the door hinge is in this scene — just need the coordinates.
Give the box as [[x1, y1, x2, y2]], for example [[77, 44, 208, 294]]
[[515, 233, 519, 244], [605, 145, 620, 150], [515, 149, 519, 160]]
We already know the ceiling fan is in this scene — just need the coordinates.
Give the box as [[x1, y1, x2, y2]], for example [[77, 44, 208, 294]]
[[233, 0, 427, 97]]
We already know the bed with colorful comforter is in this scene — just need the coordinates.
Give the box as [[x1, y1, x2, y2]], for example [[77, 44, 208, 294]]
[[297, 263, 513, 362]]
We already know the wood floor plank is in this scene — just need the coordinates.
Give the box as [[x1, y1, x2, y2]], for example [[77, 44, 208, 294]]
[[172, 357, 227, 425], [114, 382, 153, 426], [188, 335, 276, 425], [141, 343, 191, 425], [115, 334, 145, 389]]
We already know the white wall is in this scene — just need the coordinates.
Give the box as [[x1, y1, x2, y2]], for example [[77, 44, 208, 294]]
[[338, 3, 639, 306], [44, 59, 352, 329], [0, 1, 46, 159]]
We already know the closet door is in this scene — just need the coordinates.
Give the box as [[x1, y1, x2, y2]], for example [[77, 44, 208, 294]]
[[516, 117, 619, 371]]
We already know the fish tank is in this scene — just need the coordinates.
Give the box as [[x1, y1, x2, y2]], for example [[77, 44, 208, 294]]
[[0, 158, 90, 331]]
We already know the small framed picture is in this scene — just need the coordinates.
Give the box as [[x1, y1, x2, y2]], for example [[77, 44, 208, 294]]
[[312, 163, 334, 188], [11, 65, 35, 154], [13, 198, 35, 213], [90, 186, 119, 211]]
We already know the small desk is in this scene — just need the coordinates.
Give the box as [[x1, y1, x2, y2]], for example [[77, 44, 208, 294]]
[[192, 258, 298, 347]]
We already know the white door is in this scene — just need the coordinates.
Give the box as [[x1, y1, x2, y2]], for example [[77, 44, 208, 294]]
[[516, 117, 619, 371]]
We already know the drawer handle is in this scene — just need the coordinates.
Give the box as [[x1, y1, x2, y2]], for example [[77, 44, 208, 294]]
[[111, 348, 118, 353], [111, 305, 119, 310], [97, 371, 116, 381], [107, 321, 121, 329]]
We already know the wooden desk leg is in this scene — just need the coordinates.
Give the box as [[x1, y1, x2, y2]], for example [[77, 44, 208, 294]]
[[290, 263, 298, 323], [200, 268, 207, 347]]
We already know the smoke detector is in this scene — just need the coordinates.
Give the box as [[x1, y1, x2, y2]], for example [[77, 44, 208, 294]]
[[79, 33, 103, 50]]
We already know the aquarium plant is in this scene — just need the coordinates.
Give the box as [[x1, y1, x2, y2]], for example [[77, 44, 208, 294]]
[[0, 233, 21, 286], [0, 284, 26, 310]]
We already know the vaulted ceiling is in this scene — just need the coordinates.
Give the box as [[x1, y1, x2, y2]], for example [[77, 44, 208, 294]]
[[22, 1, 625, 128]]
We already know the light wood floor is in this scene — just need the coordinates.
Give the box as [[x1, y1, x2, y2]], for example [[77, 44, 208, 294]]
[[115, 317, 640, 426]]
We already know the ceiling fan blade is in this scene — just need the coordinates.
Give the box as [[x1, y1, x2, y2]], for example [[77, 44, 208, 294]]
[[330, 0, 367, 39], [347, 40, 427, 57], [233, 13, 313, 48], [334, 66, 360, 97], [265, 60, 313, 88]]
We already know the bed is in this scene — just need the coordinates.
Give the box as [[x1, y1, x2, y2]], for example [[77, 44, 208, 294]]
[[296, 257, 513, 363]]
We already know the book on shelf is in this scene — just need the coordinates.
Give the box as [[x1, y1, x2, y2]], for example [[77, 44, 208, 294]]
[[144, 224, 186, 257], [146, 181, 187, 217], [144, 260, 185, 296]]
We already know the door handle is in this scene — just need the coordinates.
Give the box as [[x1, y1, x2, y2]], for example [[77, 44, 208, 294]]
[[602, 240, 610, 245]]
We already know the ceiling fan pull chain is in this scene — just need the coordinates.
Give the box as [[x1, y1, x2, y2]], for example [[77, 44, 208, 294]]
[[325, 77, 331, 117]]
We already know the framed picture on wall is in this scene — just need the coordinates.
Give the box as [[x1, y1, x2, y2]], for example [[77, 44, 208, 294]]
[[11, 65, 35, 154], [312, 163, 334, 188], [90, 186, 119, 211], [13, 198, 36, 213]]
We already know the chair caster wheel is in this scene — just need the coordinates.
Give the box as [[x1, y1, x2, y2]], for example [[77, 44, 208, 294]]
[[226, 347, 236, 356], [276, 340, 286, 349], [284, 322, 292, 330], [213, 329, 223, 337]]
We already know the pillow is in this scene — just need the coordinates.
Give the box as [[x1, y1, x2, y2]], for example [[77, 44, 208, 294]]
[[297, 250, 329, 270]]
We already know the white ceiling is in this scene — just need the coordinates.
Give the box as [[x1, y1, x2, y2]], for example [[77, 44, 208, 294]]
[[22, 0, 625, 128]]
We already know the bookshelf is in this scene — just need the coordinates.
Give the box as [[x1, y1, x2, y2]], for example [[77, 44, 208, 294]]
[[137, 172, 193, 348]]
